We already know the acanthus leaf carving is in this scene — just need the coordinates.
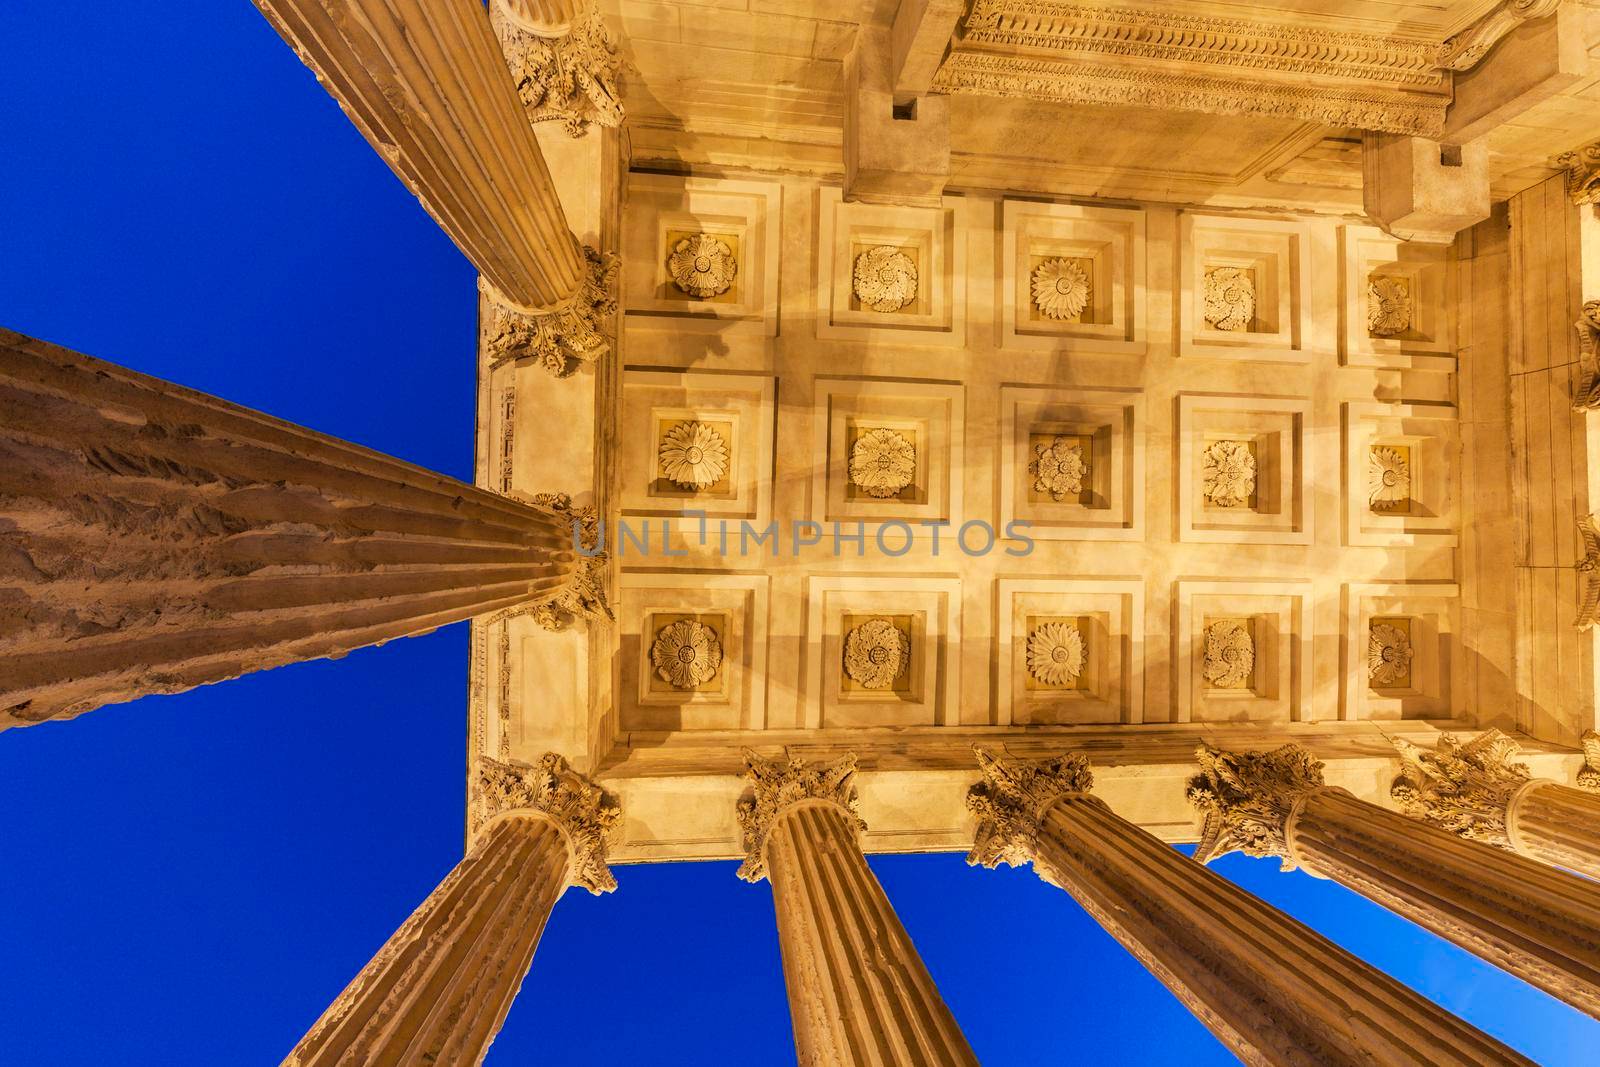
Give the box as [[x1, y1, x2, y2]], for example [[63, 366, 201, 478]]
[[1388, 730, 1533, 849], [491, 0, 624, 137], [1571, 301, 1600, 410], [736, 749, 863, 883], [1580, 730, 1600, 792], [1556, 140, 1600, 206], [1578, 515, 1600, 631], [1185, 743, 1324, 868], [473, 752, 620, 894], [481, 245, 618, 377], [528, 492, 611, 632], [1436, 0, 1563, 72], [966, 747, 1095, 877]]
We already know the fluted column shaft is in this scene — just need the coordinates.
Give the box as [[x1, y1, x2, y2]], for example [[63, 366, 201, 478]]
[[1509, 781, 1600, 878], [0, 330, 588, 727], [1290, 787, 1600, 1018], [1031, 795, 1528, 1066], [253, 0, 584, 305], [764, 800, 979, 1067], [286, 814, 568, 1067]]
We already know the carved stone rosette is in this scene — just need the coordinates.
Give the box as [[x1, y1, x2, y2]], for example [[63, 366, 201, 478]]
[[971, 748, 1531, 1066], [736, 749, 863, 883], [491, 0, 624, 137], [1555, 139, 1600, 205], [1029, 435, 1086, 500], [650, 618, 722, 689], [1186, 743, 1323, 868], [842, 617, 909, 690], [847, 427, 917, 498], [1367, 275, 1412, 336], [1202, 267, 1254, 331], [527, 492, 612, 632], [1367, 622, 1414, 686], [666, 235, 737, 299], [1025, 621, 1085, 687], [1200, 440, 1255, 508], [1201, 620, 1255, 689], [851, 246, 918, 313], [481, 245, 619, 376], [473, 753, 620, 893]]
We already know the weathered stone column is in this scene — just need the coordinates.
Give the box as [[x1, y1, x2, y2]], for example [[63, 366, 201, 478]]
[[251, 0, 615, 374], [967, 749, 1530, 1067], [285, 754, 617, 1067], [1188, 744, 1600, 1019], [737, 751, 979, 1067], [1391, 729, 1600, 879], [0, 329, 606, 727]]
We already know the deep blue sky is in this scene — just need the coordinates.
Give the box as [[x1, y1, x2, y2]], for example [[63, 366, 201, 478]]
[[1, 4, 1595, 1064]]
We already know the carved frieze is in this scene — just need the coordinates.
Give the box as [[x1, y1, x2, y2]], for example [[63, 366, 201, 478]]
[[1366, 276, 1411, 336], [1201, 620, 1255, 689], [650, 619, 723, 689], [1388, 731, 1534, 849], [1200, 440, 1255, 508], [528, 492, 612, 632], [933, 2, 1449, 136], [1368, 446, 1411, 510], [1203, 267, 1255, 332], [1029, 435, 1086, 501], [967, 747, 1095, 875], [848, 427, 917, 498], [473, 753, 620, 893], [736, 749, 863, 882], [1025, 621, 1085, 687], [667, 235, 737, 299], [1557, 140, 1600, 206], [1186, 743, 1325, 867], [843, 618, 909, 690], [491, 0, 624, 137], [1030, 257, 1090, 321], [481, 246, 618, 376], [852, 246, 919, 313], [1367, 622, 1414, 687], [658, 420, 730, 490]]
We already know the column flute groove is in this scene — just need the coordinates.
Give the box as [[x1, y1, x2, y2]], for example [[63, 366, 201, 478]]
[[1189, 743, 1600, 1020], [969, 748, 1533, 1067], [284, 754, 618, 1067], [0, 330, 608, 727], [738, 751, 980, 1067]]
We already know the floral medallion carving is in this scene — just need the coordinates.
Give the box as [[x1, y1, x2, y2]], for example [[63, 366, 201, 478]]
[[848, 428, 917, 499], [1202, 620, 1254, 689], [658, 421, 730, 490], [1367, 622, 1414, 687], [666, 234, 737, 299], [1368, 445, 1410, 509], [1025, 622, 1085, 687], [852, 246, 918, 313], [1202, 266, 1254, 331], [1366, 275, 1411, 336], [1029, 436, 1086, 501], [1030, 257, 1090, 321], [1200, 440, 1255, 508], [843, 618, 909, 690], [650, 619, 723, 689]]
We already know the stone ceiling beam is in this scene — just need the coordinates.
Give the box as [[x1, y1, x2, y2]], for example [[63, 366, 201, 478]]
[[889, 0, 966, 106], [1443, 6, 1590, 144], [845, 25, 951, 207], [0, 329, 607, 728], [1362, 132, 1490, 244]]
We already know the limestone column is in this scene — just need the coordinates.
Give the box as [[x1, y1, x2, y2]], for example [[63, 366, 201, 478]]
[[736, 751, 980, 1067], [1390, 729, 1600, 879], [251, 0, 615, 373], [0, 329, 607, 728], [969, 749, 1530, 1065], [1188, 744, 1600, 1019], [285, 754, 618, 1067]]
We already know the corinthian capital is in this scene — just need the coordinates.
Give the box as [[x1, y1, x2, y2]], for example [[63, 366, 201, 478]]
[[527, 492, 611, 631], [1557, 139, 1600, 206], [481, 246, 618, 377], [1389, 730, 1534, 848], [966, 748, 1094, 875], [736, 749, 862, 883], [1580, 731, 1600, 792], [474, 753, 620, 894], [1185, 744, 1324, 868], [491, 0, 624, 137]]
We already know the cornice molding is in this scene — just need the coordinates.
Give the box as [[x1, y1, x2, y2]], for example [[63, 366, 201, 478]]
[[1437, 0, 1563, 71], [934, 0, 1456, 135]]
